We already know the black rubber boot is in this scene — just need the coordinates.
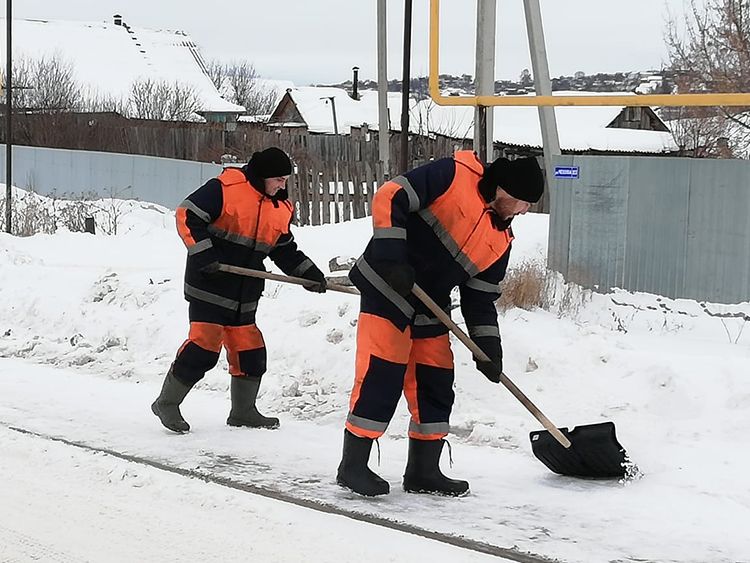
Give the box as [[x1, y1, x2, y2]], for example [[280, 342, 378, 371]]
[[336, 429, 390, 496], [226, 376, 280, 429], [151, 366, 193, 433], [403, 438, 469, 496]]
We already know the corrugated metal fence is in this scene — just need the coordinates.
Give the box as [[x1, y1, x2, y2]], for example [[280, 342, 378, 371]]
[[548, 155, 750, 304], [0, 144, 388, 225], [0, 144, 222, 209]]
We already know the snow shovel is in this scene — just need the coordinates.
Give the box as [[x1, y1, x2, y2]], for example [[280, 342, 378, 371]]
[[409, 284, 629, 479], [219, 265, 628, 478]]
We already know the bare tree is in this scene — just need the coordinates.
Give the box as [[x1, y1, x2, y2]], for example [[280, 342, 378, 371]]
[[207, 59, 279, 115], [128, 79, 202, 121], [1, 54, 82, 112], [205, 59, 228, 93], [666, 0, 750, 157], [79, 89, 129, 115]]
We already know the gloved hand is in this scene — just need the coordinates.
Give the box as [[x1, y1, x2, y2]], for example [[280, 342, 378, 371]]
[[301, 264, 327, 293], [475, 359, 502, 383], [199, 260, 222, 278], [371, 260, 415, 298], [473, 338, 503, 383]]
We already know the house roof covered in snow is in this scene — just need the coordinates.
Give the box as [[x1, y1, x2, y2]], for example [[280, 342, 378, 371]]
[[267, 86, 410, 134], [412, 91, 678, 154], [0, 17, 244, 115]]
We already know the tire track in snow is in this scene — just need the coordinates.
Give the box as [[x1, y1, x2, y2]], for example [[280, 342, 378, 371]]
[[0, 524, 87, 563], [4, 422, 559, 563]]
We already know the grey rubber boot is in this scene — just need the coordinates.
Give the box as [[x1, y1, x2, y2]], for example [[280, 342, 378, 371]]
[[226, 376, 280, 429], [336, 429, 390, 496], [402, 438, 469, 496], [151, 367, 193, 433]]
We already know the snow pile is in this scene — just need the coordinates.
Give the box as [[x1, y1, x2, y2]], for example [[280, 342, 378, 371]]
[[1, 190, 749, 562]]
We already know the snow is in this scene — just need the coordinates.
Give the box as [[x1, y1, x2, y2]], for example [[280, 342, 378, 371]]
[[413, 93, 679, 153], [0, 17, 244, 114], [0, 425, 499, 563], [1, 188, 749, 562], [271, 87, 678, 154], [272, 86, 406, 134]]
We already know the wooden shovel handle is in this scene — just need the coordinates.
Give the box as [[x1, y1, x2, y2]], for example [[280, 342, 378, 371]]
[[218, 265, 571, 448], [411, 284, 572, 449], [218, 264, 360, 295]]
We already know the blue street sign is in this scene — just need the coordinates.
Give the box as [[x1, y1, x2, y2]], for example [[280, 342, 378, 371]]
[[554, 166, 579, 179]]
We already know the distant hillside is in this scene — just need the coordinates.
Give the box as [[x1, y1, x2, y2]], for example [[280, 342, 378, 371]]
[[316, 70, 676, 100]]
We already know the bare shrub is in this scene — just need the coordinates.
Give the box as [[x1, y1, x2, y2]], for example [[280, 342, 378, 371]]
[[90, 186, 135, 235], [129, 79, 202, 121], [1, 54, 82, 112], [79, 90, 129, 114], [205, 59, 227, 93], [55, 191, 99, 232], [497, 259, 550, 312], [0, 188, 132, 236], [495, 260, 592, 318], [0, 190, 56, 236], [207, 59, 278, 115]]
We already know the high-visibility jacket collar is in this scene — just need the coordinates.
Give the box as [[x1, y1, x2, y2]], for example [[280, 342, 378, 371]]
[[454, 150, 485, 178]]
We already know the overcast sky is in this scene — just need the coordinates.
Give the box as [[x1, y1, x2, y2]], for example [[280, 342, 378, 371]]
[[11, 0, 686, 85]]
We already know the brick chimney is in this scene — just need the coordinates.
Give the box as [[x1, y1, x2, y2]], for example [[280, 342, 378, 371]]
[[113, 14, 123, 26], [351, 66, 359, 100]]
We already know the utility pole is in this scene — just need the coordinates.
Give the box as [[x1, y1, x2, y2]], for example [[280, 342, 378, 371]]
[[376, 0, 390, 178], [5, 0, 12, 233], [320, 96, 339, 135], [474, 0, 497, 163], [399, 0, 412, 174], [523, 0, 560, 197]]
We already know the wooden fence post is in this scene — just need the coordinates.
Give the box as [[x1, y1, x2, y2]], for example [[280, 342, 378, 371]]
[[311, 163, 321, 226], [320, 163, 331, 224]]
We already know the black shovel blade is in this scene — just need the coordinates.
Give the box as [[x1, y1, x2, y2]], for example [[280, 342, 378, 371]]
[[530, 421, 627, 478]]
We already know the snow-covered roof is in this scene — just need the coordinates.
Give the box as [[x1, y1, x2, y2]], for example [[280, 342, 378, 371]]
[[0, 17, 244, 114], [413, 91, 678, 153], [270, 86, 409, 134]]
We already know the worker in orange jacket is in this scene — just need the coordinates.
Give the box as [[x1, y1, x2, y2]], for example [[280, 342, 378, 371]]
[[336, 151, 544, 496], [152, 147, 327, 433]]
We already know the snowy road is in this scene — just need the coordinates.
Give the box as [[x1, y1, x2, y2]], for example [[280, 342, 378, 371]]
[[2, 208, 749, 562], [0, 421, 515, 563], [0, 359, 548, 563], [2, 357, 748, 563]]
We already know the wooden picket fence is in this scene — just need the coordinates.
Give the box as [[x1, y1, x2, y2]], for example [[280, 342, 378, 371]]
[[287, 158, 387, 226]]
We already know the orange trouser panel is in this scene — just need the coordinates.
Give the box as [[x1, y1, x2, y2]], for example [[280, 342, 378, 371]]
[[223, 324, 265, 377], [173, 322, 267, 384], [403, 334, 454, 440], [346, 312, 412, 439]]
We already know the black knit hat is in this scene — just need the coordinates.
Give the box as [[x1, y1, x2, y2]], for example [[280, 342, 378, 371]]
[[482, 156, 545, 203], [248, 147, 292, 179]]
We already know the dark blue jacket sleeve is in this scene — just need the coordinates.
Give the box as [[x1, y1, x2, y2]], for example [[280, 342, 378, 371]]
[[458, 247, 511, 361]]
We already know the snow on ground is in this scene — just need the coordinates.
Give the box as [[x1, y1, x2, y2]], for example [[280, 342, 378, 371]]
[[0, 424, 500, 563], [1, 190, 749, 562]]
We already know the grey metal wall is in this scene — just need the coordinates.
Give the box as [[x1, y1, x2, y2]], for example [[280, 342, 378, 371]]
[[549, 155, 750, 305], [0, 145, 222, 209]]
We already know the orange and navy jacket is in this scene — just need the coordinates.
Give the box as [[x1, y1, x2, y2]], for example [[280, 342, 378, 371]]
[[176, 167, 316, 319], [350, 150, 512, 349]]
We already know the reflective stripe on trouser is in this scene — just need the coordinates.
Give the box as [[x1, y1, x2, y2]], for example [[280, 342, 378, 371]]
[[173, 321, 266, 384], [345, 312, 454, 440]]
